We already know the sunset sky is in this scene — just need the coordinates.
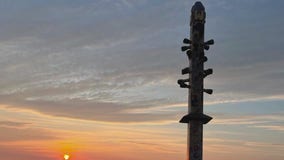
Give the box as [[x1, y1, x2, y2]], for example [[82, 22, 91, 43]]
[[0, 0, 283, 160]]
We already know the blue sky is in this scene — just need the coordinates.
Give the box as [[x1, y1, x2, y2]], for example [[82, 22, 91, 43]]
[[0, 0, 283, 160]]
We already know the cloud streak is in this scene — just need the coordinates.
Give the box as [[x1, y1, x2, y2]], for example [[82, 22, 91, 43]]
[[0, 120, 31, 128]]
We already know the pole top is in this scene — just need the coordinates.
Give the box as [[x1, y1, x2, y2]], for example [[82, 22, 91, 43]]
[[190, 1, 206, 25], [191, 1, 205, 12]]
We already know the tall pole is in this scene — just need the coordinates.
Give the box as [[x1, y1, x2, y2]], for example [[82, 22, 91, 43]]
[[177, 2, 214, 160]]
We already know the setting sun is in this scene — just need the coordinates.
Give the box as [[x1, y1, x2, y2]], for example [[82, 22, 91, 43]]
[[64, 154, 70, 160]]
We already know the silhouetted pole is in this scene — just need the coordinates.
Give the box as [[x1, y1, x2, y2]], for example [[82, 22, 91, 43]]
[[178, 2, 214, 160]]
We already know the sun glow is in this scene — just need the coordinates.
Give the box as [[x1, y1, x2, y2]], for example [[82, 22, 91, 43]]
[[64, 154, 70, 160]]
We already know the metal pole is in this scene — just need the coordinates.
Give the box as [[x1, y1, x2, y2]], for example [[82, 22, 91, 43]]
[[178, 2, 214, 160]]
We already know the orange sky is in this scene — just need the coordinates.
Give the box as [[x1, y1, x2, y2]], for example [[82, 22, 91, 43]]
[[1, 105, 283, 160]]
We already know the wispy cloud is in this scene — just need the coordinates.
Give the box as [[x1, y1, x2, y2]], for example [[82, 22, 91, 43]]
[[253, 125, 284, 132], [212, 114, 284, 125], [0, 120, 31, 128], [204, 138, 284, 156], [0, 126, 58, 142]]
